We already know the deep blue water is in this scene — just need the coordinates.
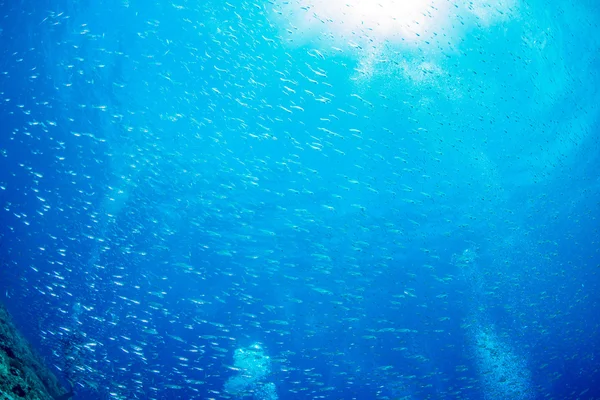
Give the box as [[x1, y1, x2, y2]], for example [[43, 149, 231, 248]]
[[1, 0, 599, 399]]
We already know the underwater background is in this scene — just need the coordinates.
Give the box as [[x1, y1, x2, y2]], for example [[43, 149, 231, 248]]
[[1, 0, 599, 399]]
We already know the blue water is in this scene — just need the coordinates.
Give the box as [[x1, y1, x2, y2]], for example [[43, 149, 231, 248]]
[[1, 0, 599, 399]]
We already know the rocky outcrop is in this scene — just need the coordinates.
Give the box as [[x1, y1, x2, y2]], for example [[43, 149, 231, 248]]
[[0, 302, 68, 400]]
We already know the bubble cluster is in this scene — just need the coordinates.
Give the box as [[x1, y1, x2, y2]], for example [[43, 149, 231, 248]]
[[474, 326, 533, 400], [224, 344, 278, 400]]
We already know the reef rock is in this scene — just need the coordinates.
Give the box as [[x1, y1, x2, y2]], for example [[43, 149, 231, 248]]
[[0, 302, 68, 400]]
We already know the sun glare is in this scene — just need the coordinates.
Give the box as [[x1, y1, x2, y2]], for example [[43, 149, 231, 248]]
[[280, 0, 447, 47]]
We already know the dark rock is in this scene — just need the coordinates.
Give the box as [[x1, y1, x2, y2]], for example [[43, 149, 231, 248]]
[[0, 302, 70, 399]]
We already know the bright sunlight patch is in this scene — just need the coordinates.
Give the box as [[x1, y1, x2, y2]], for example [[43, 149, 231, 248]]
[[273, 0, 449, 49]]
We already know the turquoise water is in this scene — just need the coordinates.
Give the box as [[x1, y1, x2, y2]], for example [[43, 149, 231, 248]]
[[1, 0, 599, 399]]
